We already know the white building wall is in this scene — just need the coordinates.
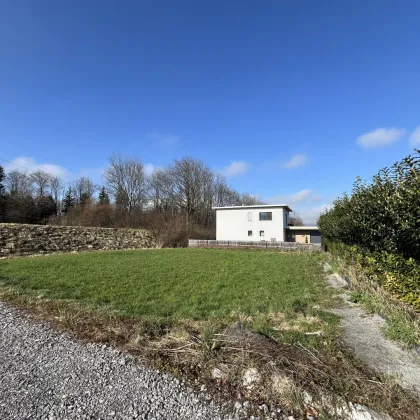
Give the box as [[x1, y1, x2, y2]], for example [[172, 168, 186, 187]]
[[215, 207, 288, 242]]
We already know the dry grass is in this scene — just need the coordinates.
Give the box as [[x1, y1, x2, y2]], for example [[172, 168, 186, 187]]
[[326, 254, 420, 348], [1, 286, 419, 420]]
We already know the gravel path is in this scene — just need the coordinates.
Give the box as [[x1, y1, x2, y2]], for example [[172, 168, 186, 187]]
[[326, 271, 420, 395], [0, 302, 229, 420]]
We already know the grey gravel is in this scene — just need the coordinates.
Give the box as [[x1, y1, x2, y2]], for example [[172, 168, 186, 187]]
[[0, 301, 231, 420]]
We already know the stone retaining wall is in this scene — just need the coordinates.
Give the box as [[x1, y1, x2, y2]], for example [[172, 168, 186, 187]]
[[0, 223, 156, 257]]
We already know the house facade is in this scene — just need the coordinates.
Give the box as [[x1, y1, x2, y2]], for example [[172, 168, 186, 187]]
[[213, 204, 321, 244]]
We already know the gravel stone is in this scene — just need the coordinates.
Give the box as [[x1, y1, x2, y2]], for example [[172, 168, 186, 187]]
[[0, 302, 230, 419]]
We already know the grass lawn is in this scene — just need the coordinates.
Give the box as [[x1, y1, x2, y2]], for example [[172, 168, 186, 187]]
[[1, 248, 418, 418], [0, 248, 330, 320]]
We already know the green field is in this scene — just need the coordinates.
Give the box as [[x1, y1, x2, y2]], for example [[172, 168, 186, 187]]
[[0, 248, 329, 320], [2, 248, 417, 418]]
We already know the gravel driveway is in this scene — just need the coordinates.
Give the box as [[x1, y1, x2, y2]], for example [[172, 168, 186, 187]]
[[0, 302, 229, 420]]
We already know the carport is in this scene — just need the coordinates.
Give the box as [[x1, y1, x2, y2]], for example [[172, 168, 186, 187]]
[[285, 226, 322, 244]]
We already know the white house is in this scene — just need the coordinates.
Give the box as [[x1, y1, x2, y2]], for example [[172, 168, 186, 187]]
[[212, 204, 321, 244], [213, 204, 292, 242]]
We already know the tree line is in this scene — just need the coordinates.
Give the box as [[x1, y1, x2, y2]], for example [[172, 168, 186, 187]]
[[0, 156, 264, 245]]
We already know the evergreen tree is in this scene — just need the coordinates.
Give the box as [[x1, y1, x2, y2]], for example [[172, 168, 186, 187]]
[[98, 186, 110, 205], [80, 192, 90, 207], [0, 165, 6, 222], [62, 187, 75, 214], [35, 195, 57, 223], [0, 165, 5, 196]]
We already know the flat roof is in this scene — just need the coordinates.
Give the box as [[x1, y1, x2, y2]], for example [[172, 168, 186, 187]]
[[285, 226, 319, 230], [212, 204, 293, 212]]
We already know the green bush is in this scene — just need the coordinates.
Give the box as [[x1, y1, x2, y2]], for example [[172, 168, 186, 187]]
[[319, 151, 420, 310], [327, 242, 420, 310]]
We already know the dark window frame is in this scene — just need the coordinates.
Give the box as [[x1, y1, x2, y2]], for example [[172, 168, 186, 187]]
[[260, 230, 264, 237], [248, 230, 253, 237], [259, 211, 272, 221]]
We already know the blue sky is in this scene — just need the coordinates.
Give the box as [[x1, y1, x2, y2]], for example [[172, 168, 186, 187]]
[[1, 1, 420, 223]]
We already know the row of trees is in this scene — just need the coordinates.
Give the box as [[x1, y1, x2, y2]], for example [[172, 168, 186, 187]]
[[0, 167, 58, 224], [103, 155, 263, 227], [0, 156, 264, 242], [0, 164, 111, 224]]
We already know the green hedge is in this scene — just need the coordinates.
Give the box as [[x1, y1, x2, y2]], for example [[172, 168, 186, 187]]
[[318, 151, 420, 262], [328, 242, 420, 311], [319, 151, 420, 310]]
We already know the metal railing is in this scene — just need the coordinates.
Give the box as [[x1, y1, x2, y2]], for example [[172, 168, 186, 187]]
[[188, 239, 322, 251]]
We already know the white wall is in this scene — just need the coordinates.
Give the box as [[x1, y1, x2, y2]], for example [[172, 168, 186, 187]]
[[216, 207, 288, 241]]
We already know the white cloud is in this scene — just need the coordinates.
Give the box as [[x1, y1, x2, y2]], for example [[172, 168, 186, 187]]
[[3, 157, 107, 183], [281, 154, 308, 169], [221, 161, 251, 177], [3, 157, 68, 178], [265, 189, 321, 205], [265, 189, 327, 224], [409, 126, 420, 148], [356, 127, 406, 149], [147, 133, 180, 145], [144, 163, 156, 176], [298, 203, 332, 225]]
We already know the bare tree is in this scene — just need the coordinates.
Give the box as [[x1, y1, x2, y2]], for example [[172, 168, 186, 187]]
[[200, 167, 215, 226], [212, 175, 241, 207], [30, 170, 51, 197], [168, 157, 211, 227], [6, 170, 33, 196], [148, 169, 168, 210], [74, 177, 98, 205], [289, 213, 304, 226], [105, 155, 147, 212], [49, 176, 64, 214], [240, 192, 265, 206]]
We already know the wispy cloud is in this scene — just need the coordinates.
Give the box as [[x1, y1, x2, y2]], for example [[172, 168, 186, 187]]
[[144, 163, 160, 176], [2, 157, 107, 184], [356, 127, 406, 149], [147, 133, 180, 146], [3, 157, 68, 178], [281, 154, 308, 169], [266, 188, 330, 224], [220, 161, 251, 177], [409, 126, 420, 148], [265, 189, 321, 205], [298, 203, 332, 225]]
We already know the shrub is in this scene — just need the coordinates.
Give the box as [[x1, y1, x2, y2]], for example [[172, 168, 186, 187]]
[[328, 242, 420, 310], [319, 151, 420, 309]]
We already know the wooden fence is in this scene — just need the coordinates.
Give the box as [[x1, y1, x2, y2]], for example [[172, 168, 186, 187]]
[[188, 239, 322, 251]]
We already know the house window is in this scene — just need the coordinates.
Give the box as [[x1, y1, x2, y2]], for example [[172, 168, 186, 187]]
[[248, 230, 252, 237], [260, 230, 264, 237], [247, 212, 252, 221], [259, 212, 272, 221]]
